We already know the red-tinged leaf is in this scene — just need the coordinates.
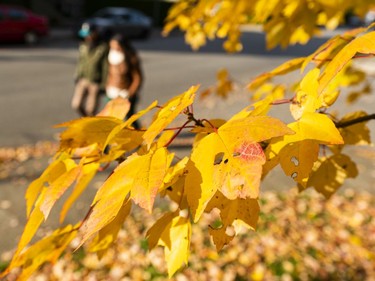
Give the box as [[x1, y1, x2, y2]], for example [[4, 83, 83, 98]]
[[215, 142, 265, 200], [318, 31, 375, 94], [186, 115, 292, 222], [143, 85, 198, 146]]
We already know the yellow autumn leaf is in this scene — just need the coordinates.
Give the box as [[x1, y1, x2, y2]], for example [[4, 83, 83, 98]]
[[143, 86, 198, 146], [56, 117, 122, 150], [338, 111, 371, 145], [278, 140, 320, 187], [291, 68, 321, 120], [318, 31, 375, 94], [248, 57, 305, 90], [185, 133, 220, 222], [104, 101, 158, 149], [206, 191, 259, 250], [264, 113, 343, 181], [96, 97, 131, 119], [79, 148, 172, 246], [161, 156, 189, 192], [146, 211, 191, 277], [208, 226, 234, 252], [3, 224, 78, 281], [213, 142, 265, 200], [60, 162, 100, 223], [287, 112, 344, 144], [12, 205, 45, 259], [186, 115, 293, 222], [89, 200, 132, 259], [40, 164, 82, 219], [78, 153, 141, 246], [307, 153, 358, 198], [25, 153, 74, 216], [130, 147, 173, 213]]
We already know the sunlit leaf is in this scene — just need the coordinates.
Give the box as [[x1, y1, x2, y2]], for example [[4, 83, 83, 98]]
[[89, 200, 132, 259], [60, 162, 100, 223], [186, 115, 293, 222], [96, 97, 131, 120], [130, 147, 173, 213], [143, 85, 198, 146], [40, 164, 82, 219], [290, 68, 321, 120], [318, 31, 375, 94], [146, 211, 191, 277], [248, 57, 305, 90], [56, 117, 122, 150], [25, 153, 74, 216], [4, 225, 78, 281], [287, 112, 344, 145]]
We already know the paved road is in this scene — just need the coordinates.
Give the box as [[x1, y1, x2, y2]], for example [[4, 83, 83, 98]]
[[0, 27, 374, 255], [0, 27, 342, 147]]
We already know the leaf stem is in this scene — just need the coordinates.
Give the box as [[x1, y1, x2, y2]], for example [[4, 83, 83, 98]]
[[270, 98, 293, 105], [336, 113, 375, 128], [164, 120, 193, 147], [202, 119, 218, 132]]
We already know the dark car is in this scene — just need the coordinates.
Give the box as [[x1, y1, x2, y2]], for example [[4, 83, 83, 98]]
[[78, 7, 153, 40], [0, 5, 49, 44]]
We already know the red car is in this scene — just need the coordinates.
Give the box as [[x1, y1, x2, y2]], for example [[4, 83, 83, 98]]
[[0, 5, 49, 44]]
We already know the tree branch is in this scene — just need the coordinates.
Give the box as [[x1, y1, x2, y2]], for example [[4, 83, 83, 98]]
[[336, 113, 375, 128]]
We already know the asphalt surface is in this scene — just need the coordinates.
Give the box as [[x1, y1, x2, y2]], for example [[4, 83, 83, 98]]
[[0, 26, 374, 255]]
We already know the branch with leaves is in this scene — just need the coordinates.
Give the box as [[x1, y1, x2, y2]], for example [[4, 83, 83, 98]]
[[2, 0, 375, 279]]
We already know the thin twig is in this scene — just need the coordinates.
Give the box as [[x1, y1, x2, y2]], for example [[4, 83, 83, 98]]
[[336, 113, 375, 128]]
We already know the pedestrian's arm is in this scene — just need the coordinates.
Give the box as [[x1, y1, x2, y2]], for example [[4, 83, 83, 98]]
[[74, 45, 84, 82], [128, 55, 143, 97]]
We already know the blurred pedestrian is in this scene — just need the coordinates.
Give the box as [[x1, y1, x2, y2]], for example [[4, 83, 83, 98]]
[[105, 34, 143, 128], [72, 22, 108, 116]]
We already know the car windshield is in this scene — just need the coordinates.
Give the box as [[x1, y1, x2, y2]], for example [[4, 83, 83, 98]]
[[8, 8, 27, 20]]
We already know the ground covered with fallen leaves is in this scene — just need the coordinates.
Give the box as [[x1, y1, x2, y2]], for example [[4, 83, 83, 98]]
[[1, 143, 374, 281]]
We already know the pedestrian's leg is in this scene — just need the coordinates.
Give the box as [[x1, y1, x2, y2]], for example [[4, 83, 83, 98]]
[[72, 79, 88, 116], [127, 95, 140, 129], [85, 83, 100, 116]]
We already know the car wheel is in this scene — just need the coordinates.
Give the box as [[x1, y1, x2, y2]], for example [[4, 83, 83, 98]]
[[140, 29, 151, 39], [24, 31, 38, 45]]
